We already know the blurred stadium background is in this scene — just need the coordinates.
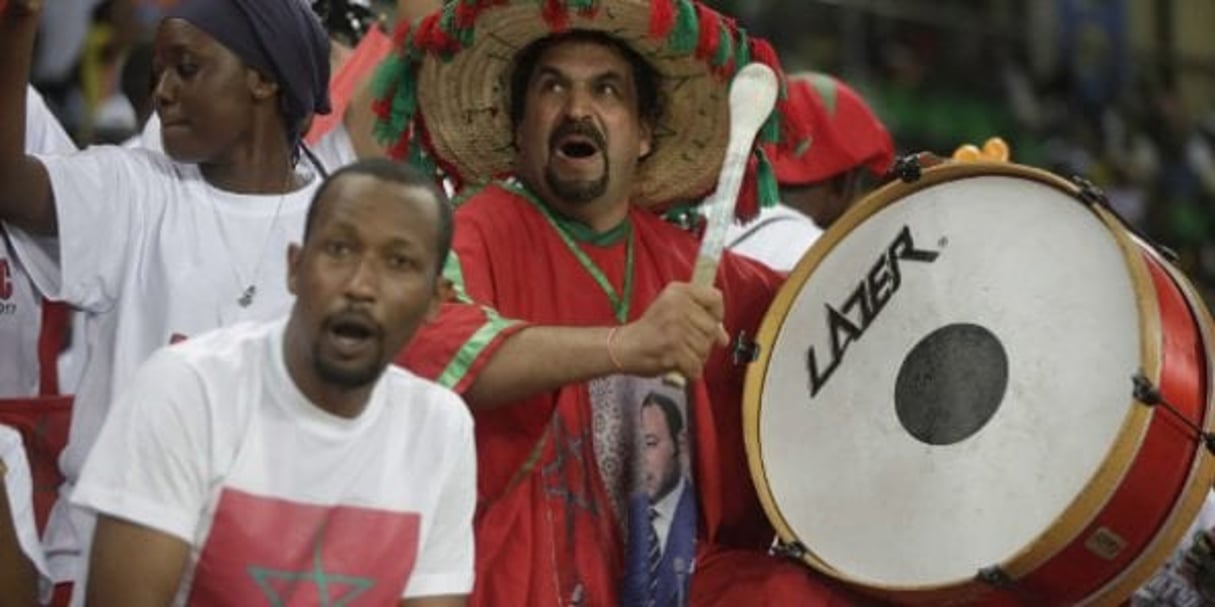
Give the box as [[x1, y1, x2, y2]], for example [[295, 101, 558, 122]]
[[33, 0, 1215, 305]]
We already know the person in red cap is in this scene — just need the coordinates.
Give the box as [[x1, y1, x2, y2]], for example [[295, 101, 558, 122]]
[[727, 71, 895, 272]]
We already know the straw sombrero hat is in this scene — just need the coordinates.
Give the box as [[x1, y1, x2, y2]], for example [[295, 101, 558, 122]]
[[372, 0, 796, 218]]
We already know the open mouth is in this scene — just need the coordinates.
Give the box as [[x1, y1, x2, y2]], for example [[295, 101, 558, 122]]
[[550, 121, 606, 163], [326, 314, 380, 355], [557, 137, 600, 159]]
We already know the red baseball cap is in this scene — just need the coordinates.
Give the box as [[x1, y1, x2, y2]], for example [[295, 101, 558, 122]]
[[768, 72, 895, 185]]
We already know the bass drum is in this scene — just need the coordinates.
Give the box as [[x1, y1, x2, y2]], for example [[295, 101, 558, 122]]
[[742, 162, 1215, 605]]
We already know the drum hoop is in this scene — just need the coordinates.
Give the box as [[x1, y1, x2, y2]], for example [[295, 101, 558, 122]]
[[1080, 246, 1215, 605], [741, 162, 1168, 593]]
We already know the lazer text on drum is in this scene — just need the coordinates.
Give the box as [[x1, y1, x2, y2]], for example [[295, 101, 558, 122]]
[[806, 225, 940, 397]]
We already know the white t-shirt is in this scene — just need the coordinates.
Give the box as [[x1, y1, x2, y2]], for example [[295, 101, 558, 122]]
[[724, 205, 823, 273], [4, 145, 317, 582], [1, 425, 52, 602], [0, 87, 76, 398], [73, 319, 476, 605]]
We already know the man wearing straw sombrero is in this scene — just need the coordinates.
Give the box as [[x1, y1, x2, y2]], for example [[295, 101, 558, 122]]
[[375, 1, 859, 605]]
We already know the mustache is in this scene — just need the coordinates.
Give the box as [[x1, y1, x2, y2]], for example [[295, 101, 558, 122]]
[[549, 118, 606, 151]]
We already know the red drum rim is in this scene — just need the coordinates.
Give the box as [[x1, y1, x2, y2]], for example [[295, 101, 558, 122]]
[[741, 161, 1215, 602], [1079, 243, 1215, 605]]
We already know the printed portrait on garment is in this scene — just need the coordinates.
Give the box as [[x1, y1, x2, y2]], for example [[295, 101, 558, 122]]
[[588, 375, 695, 607]]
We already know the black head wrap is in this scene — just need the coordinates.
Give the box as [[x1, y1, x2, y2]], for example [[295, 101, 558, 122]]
[[166, 0, 332, 153]]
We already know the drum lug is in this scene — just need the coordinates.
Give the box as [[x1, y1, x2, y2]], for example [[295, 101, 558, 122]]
[[770, 538, 808, 561], [732, 331, 761, 365], [1072, 176, 1107, 208], [891, 153, 924, 183], [1132, 373, 1164, 406], [1073, 176, 1179, 262], [975, 565, 1013, 588], [1133, 373, 1215, 455]]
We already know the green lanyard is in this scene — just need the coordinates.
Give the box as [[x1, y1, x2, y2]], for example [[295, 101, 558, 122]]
[[506, 181, 635, 323]]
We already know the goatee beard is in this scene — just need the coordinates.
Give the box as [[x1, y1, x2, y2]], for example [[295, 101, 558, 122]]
[[545, 166, 608, 204], [545, 118, 610, 204]]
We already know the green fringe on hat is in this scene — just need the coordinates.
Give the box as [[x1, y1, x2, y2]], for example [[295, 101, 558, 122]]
[[668, 0, 699, 54], [733, 29, 750, 73], [711, 23, 733, 69], [759, 100, 782, 145], [371, 36, 417, 149], [755, 146, 779, 210], [445, 1, 476, 47]]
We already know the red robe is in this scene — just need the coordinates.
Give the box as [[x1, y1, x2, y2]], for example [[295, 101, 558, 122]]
[[399, 182, 858, 606]]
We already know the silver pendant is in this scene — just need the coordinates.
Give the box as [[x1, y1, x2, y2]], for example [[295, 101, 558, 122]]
[[238, 285, 256, 308]]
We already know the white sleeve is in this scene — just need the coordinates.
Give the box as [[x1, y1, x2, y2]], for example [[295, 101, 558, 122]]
[[24, 86, 76, 155], [402, 399, 476, 599], [4, 146, 149, 312], [1, 427, 52, 602], [728, 216, 821, 273], [71, 348, 212, 542]]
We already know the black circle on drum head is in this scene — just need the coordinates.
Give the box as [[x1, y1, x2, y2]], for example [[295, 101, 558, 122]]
[[895, 323, 1009, 446]]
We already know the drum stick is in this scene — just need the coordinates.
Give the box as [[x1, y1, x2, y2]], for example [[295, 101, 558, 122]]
[[664, 63, 779, 387]]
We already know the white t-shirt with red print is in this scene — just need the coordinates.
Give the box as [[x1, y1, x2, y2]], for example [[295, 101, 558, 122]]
[[0, 87, 76, 398], [73, 319, 476, 605]]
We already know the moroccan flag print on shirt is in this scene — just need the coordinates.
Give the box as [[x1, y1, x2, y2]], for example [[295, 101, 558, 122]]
[[187, 488, 421, 605]]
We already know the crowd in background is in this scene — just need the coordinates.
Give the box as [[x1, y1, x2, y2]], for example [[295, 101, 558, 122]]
[[37, 0, 1215, 314], [713, 0, 1215, 307], [32, 0, 422, 145]]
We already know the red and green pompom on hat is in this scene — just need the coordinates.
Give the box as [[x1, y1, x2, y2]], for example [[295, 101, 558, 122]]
[[768, 72, 894, 186], [370, 0, 801, 222]]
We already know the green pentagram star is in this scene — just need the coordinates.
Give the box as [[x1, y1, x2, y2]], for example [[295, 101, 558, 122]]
[[246, 522, 376, 606]]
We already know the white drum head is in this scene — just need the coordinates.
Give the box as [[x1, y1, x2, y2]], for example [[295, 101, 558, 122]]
[[754, 172, 1143, 588]]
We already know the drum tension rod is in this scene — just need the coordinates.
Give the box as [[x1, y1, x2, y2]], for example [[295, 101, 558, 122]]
[[732, 331, 761, 365], [1133, 373, 1215, 455], [1073, 177, 1179, 263]]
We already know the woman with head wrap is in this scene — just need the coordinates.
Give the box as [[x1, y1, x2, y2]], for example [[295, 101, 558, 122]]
[[0, 0, 330, 603]]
